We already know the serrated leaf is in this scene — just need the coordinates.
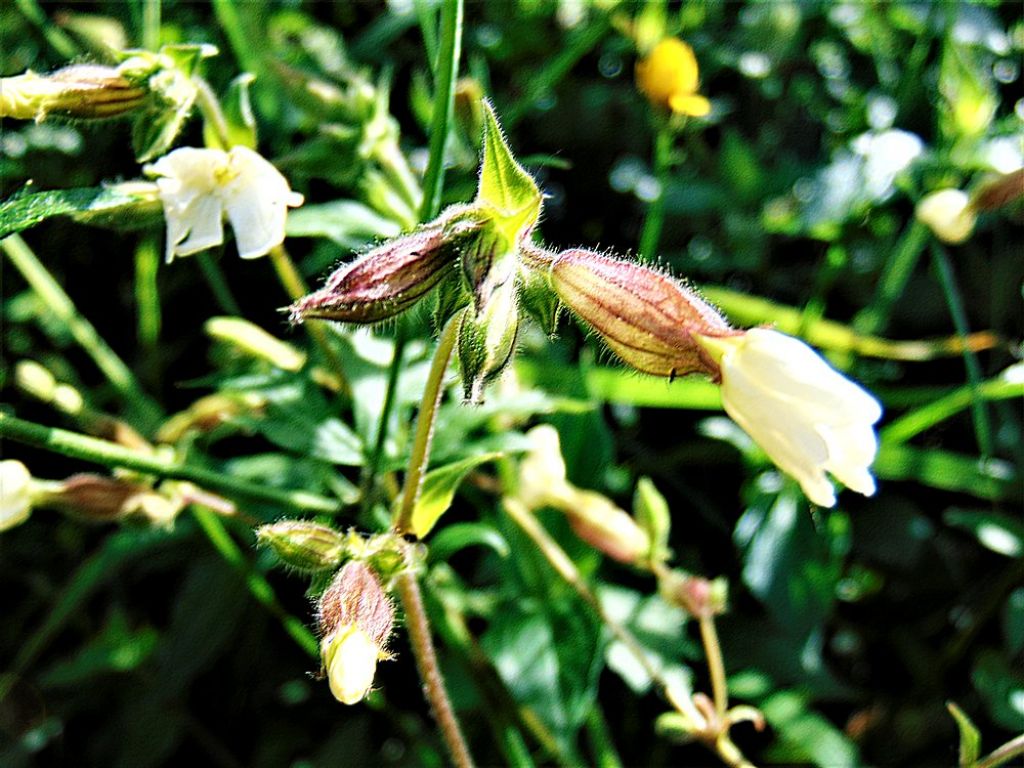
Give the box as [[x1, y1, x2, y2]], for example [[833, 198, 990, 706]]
[[946, 701, 981, 767], [477, 100, 541, 236], [408, 452, 503, 538]]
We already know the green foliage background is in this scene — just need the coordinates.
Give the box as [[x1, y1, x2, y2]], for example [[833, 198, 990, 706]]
[[2, 1, 1022, 766]]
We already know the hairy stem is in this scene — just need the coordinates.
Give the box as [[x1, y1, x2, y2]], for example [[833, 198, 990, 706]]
[[699, 615, 729, 720], [0, 413, 340, 515], [397, 558, 475, 768], [976, 733, 1024, 768], [393, 309, 464, 535]]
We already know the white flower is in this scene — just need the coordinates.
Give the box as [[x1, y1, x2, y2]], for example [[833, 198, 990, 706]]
[[0, 460, 33, 531], [146, 146, 303, 262], [322, 624, 380, 705], [698, 329, 883, 507], [915, 189, 977, 244]]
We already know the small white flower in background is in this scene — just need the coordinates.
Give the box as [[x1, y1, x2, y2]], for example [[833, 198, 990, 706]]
[[915, 189, 977, 244], [0, 460, 33, 531], [146, 146, 303, 262], [697, 329, 883, 508]]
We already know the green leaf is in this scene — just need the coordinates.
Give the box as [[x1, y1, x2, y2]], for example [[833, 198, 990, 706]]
[[875, 445, 1019, 502], [946, 701, 981, 767], [972, 650, 1024, 732], [476, 100, 541, 236], [286, 199, 402, 248], [0, 185, 161, 239], [944, 509, 1024, 558], [761, 690, 859, 768], [38, 610, 159, 688], [633, 477, 671, 564], [204, 72, 258, 150], [427, 522, 511, 562], [1005, 588, 1024, 656], [410, 452, 503, 538]]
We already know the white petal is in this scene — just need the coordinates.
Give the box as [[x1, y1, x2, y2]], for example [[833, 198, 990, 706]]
[[0, 460, 33, 531], [223, 147, 302, 259], [167, 194, 225, 259], [325, 626, 379, 705], [149, 148, 231, 261]]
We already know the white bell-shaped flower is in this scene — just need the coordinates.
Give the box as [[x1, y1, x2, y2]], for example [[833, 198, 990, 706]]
[[698, 329, 883, 507], [146, 146, 304, 262], [915, 188, 977, 244]]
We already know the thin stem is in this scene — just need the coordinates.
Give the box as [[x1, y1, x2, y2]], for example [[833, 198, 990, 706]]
[[195, 251, 243, 315], [975, 733, 1024, 768], [361, 321, 408, 513], [142, 0, 161, 51], [419, 0, 464, 222], [192, 506, 320, 658], [586, 707, 624, 768], [0, 413, 340, 515], [638, 121, 674, 261], [135, 235, 162, 349], [2, 233, 163, 430], [930, 241, 993, 457], [15, 0, 78, 59], [854, 219, 929, 336], [397, 559, 475, 768], [393, 310, 464, 535], [268, 244, 349, 394], [699, 615, 729, 721]]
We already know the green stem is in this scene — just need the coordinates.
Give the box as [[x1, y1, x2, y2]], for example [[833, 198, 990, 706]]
[[397, 557, 476, 768], [413, 0, 440, 74], [2, 233, 162, 430], [195, 252, 243, 315], [393, 310, 464, 535], [192, 506, 319, 658], [854, 219, 929, 336], [0, 413, 340, 515], [135, 235, 161, 349], [142, 0, 161, 50], [586, 707, 624, 768], [15, 0, 78, 59], [638, 122, 674, 261], [193, 74, 232, 150], [699, 615, 729, 721], [419, 0, 464, 222], [361, 321, 408, 513], [930, 242, 993, 457], [975, 733, 1024, 768], [210, 0, 260, 75]]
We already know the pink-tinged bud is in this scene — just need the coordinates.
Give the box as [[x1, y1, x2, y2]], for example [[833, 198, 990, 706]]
[[564, 489, 650, 565], [549, 249, 737, 379], [39, 473, 150, 523], [317, 561, 395, 705], [660, 571, 728, 619]]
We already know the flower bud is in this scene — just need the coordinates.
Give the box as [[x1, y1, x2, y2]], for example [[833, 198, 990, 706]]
[[517, 425, 571, 510], [457, 279, 520, 404], [0, 65, 148, 122], [206, 316, 307, 371], [915, 189, 976, 244], [291, 211, 477, 324], [317, 561, 395, 705], [971, 169, 1024, 212], [659, 571, 728, 619], [0, 461, 33, 532], [550, 249, 735, 379], [257, 521, 348, 572], [38, 473, 147, 523], [563, 489, 651, 565]]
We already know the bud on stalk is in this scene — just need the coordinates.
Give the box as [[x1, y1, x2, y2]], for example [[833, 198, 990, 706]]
[[257, 521, 348, 572], [458, 279, 520, 403], [549, 249, 737, 379], [317, 561, 395, 705], [563, 489, 651, 565], [0, 65, 147, 121]]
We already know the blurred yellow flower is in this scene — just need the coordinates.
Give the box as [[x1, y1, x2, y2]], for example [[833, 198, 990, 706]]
[[636, 38, 711, 117], [915, 189, 976, 244]]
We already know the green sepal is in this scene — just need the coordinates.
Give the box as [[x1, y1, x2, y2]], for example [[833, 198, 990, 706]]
[[257, 520, 348, 573], [457, 281, 519, 404], [633, 477, 672, 565], [203, 73, 257, 150], [518, 263, 561, 336], [476, 100, 541, 241]]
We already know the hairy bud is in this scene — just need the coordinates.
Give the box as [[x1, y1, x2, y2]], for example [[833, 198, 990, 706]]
[[550, 249, 736, 379], [0, 65, 147, 121], [317, 561, 395, 705], [257, 521, 348, 572], [458, 280, 520, 404]]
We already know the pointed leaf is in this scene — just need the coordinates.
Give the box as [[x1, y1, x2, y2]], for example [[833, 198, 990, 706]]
[[410, 452, 503, 538], [476, 100, 541, 234], [946, 701, 981, 767]]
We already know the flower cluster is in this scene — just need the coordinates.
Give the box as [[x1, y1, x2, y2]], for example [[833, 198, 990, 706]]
[[292, 101, 883, 508]]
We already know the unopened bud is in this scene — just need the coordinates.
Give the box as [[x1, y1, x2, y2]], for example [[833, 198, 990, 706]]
[[206, 316, 307, 371], [317, 561, 395, 705], [518, 425, 570, 510], [563, 489, 651, 565], [550, 249, 736, 379], [971, 169, 1024, 212], [257, 521, 348, 572], [291, 210, 477, 324], [0, 461, 33, 532], [0, 65, 148, 121], [38, 473, 149, 523], [660, 571, 728, 619], [915, 189, 977, 244], [458, 280, 520, 404], [156, 392, 265, 443]]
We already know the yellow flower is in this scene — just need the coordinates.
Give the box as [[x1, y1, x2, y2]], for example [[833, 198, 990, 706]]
[[146, 146, 304, 262], [697, 329, 882, 507], [915, 189, 977, 244], [636, 38, 711, 117], [322, 624, 381, 705]]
